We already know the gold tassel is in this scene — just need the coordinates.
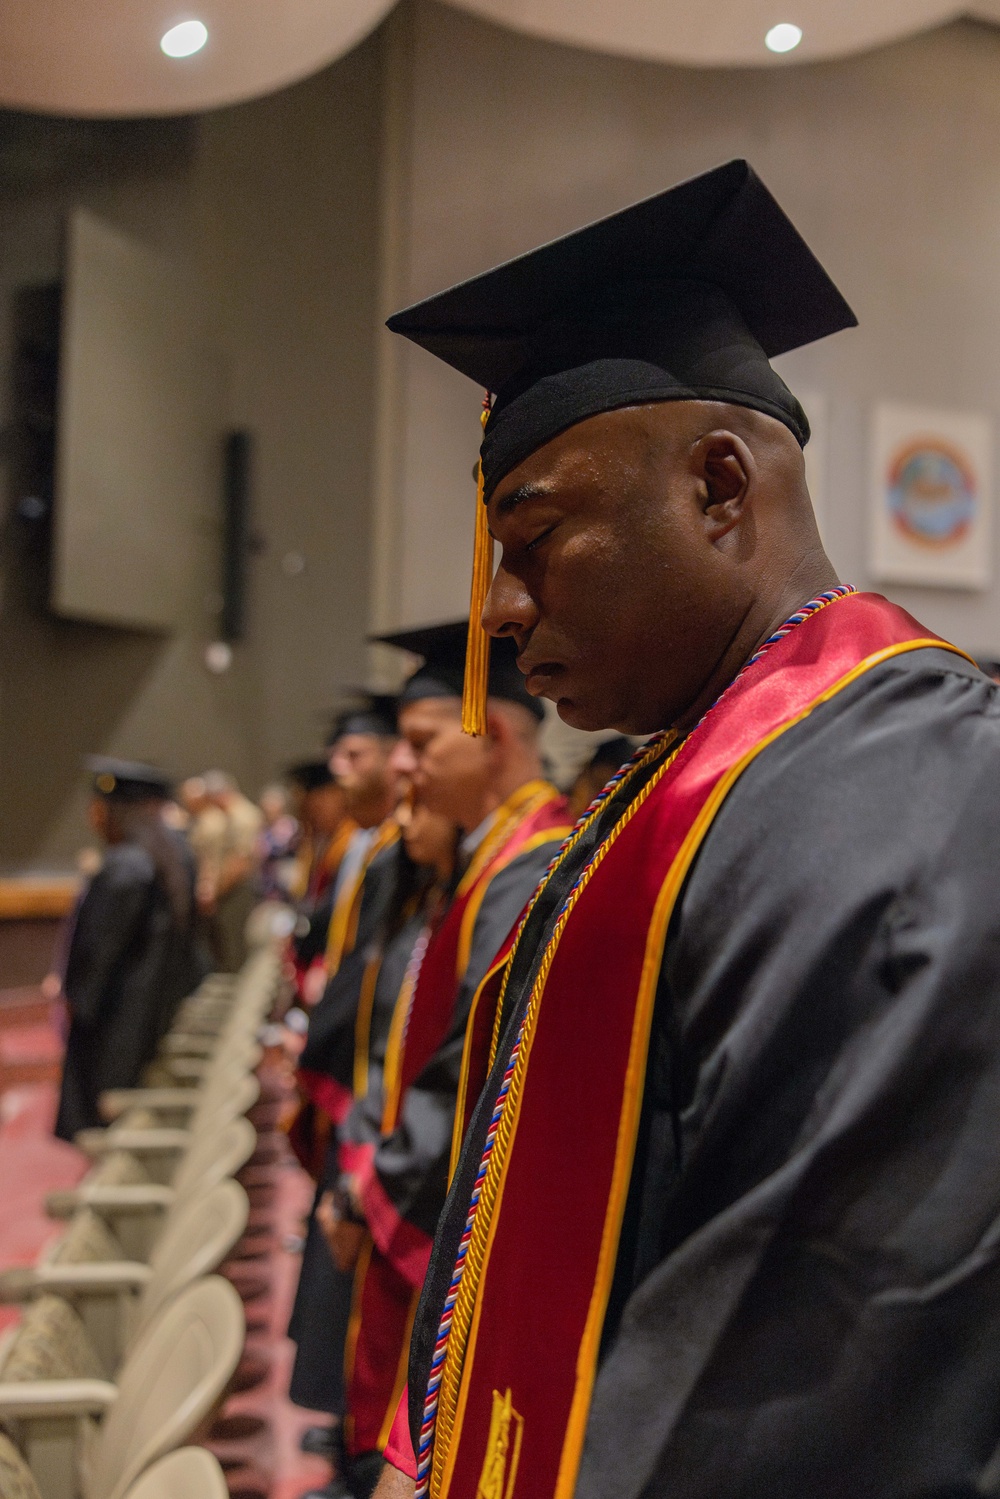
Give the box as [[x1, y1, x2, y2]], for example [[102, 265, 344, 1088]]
[[461, 402, 494, 736]]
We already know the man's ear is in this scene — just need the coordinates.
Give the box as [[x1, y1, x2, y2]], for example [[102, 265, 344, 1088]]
[[483, 702, 512, 751], [691, 431, 754, 540]]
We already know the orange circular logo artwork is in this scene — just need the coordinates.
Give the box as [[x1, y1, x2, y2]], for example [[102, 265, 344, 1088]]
[[886, 439, 977, 549]]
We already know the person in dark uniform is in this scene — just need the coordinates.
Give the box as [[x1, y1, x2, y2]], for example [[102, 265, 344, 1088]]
[[287, 760, 357, 999], [374, 161, 1000, 1499], [303, 800, 460, 1499], [288, 698, 403, 1446], [317, 625, 570, 1499], [55, 757, 206, 1141]]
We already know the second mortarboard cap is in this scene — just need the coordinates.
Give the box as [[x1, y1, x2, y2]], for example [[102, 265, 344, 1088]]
[[86, 756, 172, 802], [374, 621, 546, 722], [325, 694, 399, 747]]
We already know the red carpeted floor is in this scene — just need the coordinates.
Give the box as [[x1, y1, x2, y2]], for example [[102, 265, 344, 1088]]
[[0, 1016, 337, 1499], [0, 1081, 88, 1334], [209, 1159, 336, 1499]]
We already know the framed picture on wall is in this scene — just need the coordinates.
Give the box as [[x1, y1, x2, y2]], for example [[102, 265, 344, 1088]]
[[869, 402, 993, 589]]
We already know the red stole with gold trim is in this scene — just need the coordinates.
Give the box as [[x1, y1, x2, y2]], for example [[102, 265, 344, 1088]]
[[344, 782, 570, 1457], [424, 595, 966, 1499], [380, 781, 571, 1134]]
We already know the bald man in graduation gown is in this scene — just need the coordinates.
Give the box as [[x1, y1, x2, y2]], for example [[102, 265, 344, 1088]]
[[373, 161, 1000, 1499]]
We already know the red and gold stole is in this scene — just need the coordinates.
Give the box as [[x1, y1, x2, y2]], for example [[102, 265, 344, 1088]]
[[292, 818, 402, 1155], [343, 782, 571, 1458], [291, 817, 359, 905], [420, 593, 969, 1499], [379, 780, 572, 1136]]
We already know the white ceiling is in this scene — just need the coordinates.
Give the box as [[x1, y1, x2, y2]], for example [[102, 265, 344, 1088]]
[[453, 0, 1000, 67], [1, 0, 999, 117]]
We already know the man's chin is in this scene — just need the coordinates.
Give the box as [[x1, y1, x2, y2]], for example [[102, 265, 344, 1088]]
[[419, 786, 466, 827], [556, 693, 667, 736], [554, 696, 618, 733]]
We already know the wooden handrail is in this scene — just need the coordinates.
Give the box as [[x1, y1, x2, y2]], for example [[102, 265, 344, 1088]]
[[0, 878, 79, 921]]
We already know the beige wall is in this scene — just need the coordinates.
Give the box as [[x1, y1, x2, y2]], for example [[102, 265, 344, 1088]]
[[195, 38, 385, 783], [7, 5, 1000, 863], [0, 35, 385, 871], [388, 5, 1000, 660]]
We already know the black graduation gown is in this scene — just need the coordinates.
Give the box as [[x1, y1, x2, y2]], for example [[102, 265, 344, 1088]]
[[288, 839, 405, 1414], [55, 837, 204, 1141], [412, 647, 1000, 1499], [339, 908, 429, 1163], [373, 841, 561, 1245], [297, 840, 401, 1091]]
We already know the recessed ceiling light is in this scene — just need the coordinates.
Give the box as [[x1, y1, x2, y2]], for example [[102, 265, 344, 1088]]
[[765, 22, 803, 53], [160, 20, 208, 58]]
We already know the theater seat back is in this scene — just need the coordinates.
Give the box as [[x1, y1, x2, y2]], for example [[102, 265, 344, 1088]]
[[81, 1276, 244, 1499]]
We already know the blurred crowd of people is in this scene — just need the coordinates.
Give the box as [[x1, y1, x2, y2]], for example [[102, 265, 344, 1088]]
[[47, 632, 631, 1499]]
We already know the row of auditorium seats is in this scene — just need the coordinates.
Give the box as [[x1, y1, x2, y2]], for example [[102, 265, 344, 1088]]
[[0, 938, 285, 1499]]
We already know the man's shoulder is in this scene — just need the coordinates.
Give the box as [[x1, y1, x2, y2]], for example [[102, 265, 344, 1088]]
[[479, 832, 560, 918], [692, 640, 1000, 896], [800, 641, 1000, 750], [99, 843, 156, 887]]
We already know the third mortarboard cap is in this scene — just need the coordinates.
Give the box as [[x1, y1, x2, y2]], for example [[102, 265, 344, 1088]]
[[374, 621, 545, 722], [86, 755, 172, 802], [387, 159, 856, 496], [287, 760, 335, 792], [325, 693, 399, 747]]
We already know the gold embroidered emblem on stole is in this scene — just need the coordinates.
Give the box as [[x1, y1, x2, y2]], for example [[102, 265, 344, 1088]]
[[476, 1388, 524, 1499]]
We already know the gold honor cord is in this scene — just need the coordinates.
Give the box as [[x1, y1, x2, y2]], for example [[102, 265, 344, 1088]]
[[432, 737, 686, 1499], [462, 404, 494, 738], [433, 632, 974, 1499]]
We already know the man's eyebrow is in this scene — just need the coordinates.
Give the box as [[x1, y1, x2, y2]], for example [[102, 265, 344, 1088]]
[[493, 481, 552, 518]]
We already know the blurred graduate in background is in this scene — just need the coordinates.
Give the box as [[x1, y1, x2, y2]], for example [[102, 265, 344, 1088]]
[[54, 757, 207, 1140]]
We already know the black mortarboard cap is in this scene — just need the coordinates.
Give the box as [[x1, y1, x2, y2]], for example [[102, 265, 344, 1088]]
[[325, 693, 399, 746], [387, 159, 856, 496], [374, 621, 545, 722], [86, 756, 172, 803], [287, 760, 335, 792]]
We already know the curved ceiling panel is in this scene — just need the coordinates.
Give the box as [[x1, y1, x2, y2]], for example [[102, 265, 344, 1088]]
[[445, 0, 1000, 67], [0, 0, 396, 117], [2, 0, 999, 119]]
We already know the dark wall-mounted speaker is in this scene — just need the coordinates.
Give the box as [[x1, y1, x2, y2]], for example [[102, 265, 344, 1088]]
[[221, 429, 251, 642]]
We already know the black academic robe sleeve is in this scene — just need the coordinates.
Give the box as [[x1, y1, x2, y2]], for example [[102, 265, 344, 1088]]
[[578, 649, 1000, 1499], [56, 839, 202, 1140], [63, 849, 155, 1026], [371, 841, 558, 1245], [293, 882, 336, 970], [298, 841, 400, 1085], [338, 911, 428, 1155]]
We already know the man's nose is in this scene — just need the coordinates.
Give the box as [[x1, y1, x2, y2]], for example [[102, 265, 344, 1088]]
[[389, 740, 418, 776], [482, 562, 539, 643]]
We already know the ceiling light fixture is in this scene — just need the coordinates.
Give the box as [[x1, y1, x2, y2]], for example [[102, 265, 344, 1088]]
[[160, 20, 209, 58], [765, 22, 803, 52]]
